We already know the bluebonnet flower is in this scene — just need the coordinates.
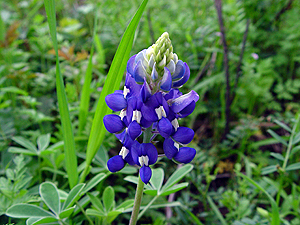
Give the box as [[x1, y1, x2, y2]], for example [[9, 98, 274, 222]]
[[104, 32, 199, 184]]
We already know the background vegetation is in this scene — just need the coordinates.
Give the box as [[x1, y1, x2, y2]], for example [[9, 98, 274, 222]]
[[1, 0, 300, 224]]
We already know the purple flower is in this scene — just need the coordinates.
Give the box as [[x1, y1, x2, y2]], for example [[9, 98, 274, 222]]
[[103, 32, 199, 184]]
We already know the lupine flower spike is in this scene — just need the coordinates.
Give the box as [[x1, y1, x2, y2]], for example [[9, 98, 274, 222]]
[[104, 32, 199, 184]]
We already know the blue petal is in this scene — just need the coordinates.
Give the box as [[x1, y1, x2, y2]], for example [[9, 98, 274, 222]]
[[124, 73, 142, 98], [174, 147, 196, 163], [164, 89, 182, 101], [126, 97, 137, 124], [163, 138, 179, 159], [140, 80, 152, 103], [172, 127, 194, 145], [172, 63, 190, 87], [128, 121, 142, 140], [155, 92, 169, 116], [140, 117, 153, 128], [141, 95, 159, 122], [103, 114, 125, 133], [135, 49, 147, 63], [142, 143, 158, 165], [134, 61, 147, 83], [140, 165, 152, 184], [107, 155, 125, 172], [157, 117, 173, 138], [171, 90, 199, 113], [124, 151, 135, 166], [151, 63, 158, 80], [172, 60, 186, 80], [105, 93, 127, 111], [131, 141, 141, 165], [178, 101, 195, 118], [160, 67, 172, 91], [126, 55, 136, 77]]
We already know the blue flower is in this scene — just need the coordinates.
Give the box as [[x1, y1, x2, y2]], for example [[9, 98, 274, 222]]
[[131, 142, 158, 184], [103, 32, 199, 184]]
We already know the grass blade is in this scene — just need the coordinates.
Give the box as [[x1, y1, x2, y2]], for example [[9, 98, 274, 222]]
[[44, 0, 78, 188], [207, 195, 228, 225], [80, 0, 148, 182], [78, 15, 97, 134]]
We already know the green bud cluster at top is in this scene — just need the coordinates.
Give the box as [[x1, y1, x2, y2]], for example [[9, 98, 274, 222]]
[[145, 32, 178, 78]]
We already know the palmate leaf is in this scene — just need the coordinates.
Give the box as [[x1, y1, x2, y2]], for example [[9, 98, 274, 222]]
[[80, 0, 149, 183]]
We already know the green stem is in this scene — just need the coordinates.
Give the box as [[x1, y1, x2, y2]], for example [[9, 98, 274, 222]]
[[129, 174, 145, 225], [76, 201, 94, 225], [282, 115, 300, 170], [138, 195, 159, 220]]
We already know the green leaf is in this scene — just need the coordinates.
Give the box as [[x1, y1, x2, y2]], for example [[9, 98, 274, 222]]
[[44, 0, 78, 188], [62, 183, 85, 210], [107, 210, 123, 223], [267, 129, 288, 147], [292, 132, 300, 145], [161, 164, 193, 192], [39, 182, 60, 216], [103, 186, 115, 212], [285, 162, 300, 171], [82, 173, 107, 194], [86, 208, 105, 217], [237, 172, 280, 225], [11, 136, 37, 153], [207, 196, 228, 225], [124, 176, 139, 185], [26, 217, 58, 225], [181, 206, 204, 225], [0, 86, 28, 96], [274, 120, 292, 133], [87, 193, 104, 213], [6, 204, 54, 218], [37, 134, 51, 152], [261, 165, 278, 175], [8, 147, 37, 156], [270, 153, 285, 161], [144, 190, 158, 196], [160, 182, 189, 196], [115, 199, 134, 211], [58, 206, 75, 219], [81, 0, 148, 183], [150, 168, 164, 192]]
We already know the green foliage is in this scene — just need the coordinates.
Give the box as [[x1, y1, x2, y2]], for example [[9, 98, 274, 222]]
[[6, 182, 86, 224], [1, 0, 300, 224], [86, 186, 134, 224], [0, 155, 33, 216]]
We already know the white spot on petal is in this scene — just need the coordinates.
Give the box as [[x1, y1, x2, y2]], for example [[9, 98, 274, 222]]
[[174, 142, 179, 151], [119, 146, 129, 159], [132, 110, 142, 124], [171, 119, 179, 131], [123, 86, 130, 98], [155, 106, 167, 120], [139, 155, 149, 166], [119, 109, 127, 120]]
